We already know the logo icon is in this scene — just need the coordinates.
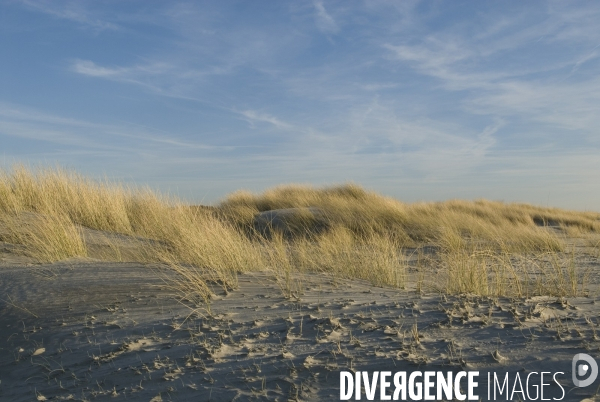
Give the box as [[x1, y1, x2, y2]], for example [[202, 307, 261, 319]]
[[572, 353, 598, 387]]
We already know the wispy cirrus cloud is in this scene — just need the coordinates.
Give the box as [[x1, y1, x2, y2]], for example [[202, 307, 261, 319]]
[[4, 1, 600, 208], [239, 110, 294, 130], [381, 2, 600, 141], [0, 102, 240, 153], [69, 59, 232, 103], [313, 1, 339, 34], [71, 60, 134, 78], [19, 0, 119, 31], [70, 59, 181, 88], [570, 46, 600, 74]]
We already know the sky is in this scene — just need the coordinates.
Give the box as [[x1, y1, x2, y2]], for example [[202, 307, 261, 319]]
[[1, 1, 599, 210]]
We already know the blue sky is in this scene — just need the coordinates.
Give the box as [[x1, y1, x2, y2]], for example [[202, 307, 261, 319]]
[[1, 1, 599, 209]]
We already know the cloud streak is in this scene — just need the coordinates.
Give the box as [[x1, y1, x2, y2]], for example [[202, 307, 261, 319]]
[[19, 0, 119, 31], [239, 110, 294, 130], [314, 1, 339, 33]]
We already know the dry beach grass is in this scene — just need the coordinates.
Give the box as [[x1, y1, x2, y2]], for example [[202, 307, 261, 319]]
[[1, 165, 598, 299], [1, 165, 600, 400]]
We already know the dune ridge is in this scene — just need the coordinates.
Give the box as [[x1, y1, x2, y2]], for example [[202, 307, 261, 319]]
[[1, 165, 600, 400]]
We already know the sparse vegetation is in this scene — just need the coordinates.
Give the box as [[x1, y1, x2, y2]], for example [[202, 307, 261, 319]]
[[1, 165, 599, 302]]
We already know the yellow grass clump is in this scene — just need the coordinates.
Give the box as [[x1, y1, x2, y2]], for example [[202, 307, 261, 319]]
[[0, 165, 261, 297], [0, 210, 86, 263]]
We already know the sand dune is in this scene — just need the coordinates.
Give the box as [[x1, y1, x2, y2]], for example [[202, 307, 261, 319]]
[[2, 170, 600, 400], [2, 254, 600, 401]]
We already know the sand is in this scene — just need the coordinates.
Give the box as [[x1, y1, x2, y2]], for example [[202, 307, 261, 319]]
[[2, 240, 600, 401]]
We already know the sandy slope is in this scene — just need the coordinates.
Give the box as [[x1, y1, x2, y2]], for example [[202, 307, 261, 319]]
[[1, 250, 600, 401]]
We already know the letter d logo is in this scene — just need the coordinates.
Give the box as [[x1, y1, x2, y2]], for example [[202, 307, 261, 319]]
[[572, 353, 598, 387]]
